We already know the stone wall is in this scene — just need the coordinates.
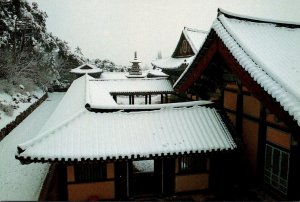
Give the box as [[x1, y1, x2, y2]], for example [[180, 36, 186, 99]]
[[0, 93, 48, 141]]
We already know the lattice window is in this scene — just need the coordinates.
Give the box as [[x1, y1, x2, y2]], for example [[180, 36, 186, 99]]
[[180, 156, 208, 173], [74, 163, 107, 182], [264, 144, 289, 195]]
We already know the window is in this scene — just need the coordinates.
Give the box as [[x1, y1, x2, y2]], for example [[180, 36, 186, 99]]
[[74, 163, 107, 182], [264, 144, 289, 195], [180, 156, 208, 173], [133, 160, 154, 173]]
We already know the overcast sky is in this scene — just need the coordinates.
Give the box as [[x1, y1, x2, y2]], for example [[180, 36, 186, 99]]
[[27, 0, 300, 67]]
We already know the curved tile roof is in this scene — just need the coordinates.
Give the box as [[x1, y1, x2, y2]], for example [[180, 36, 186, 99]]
[[70, 63, 102, 74], [151, 27, 207, 70], [175, 9, 300, 126], [214, 12, 300, 126], [16, 74, 236, 163], [151, 56, 194, 70], [17, 106, 236, 162]]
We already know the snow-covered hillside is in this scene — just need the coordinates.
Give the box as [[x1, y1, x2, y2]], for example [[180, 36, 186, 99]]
[[0, 88, 44, 131]]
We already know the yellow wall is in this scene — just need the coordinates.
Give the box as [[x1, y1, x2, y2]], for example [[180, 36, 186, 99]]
[[266, 127, 291, 150], [243, 95, 260, 118], [266, 113, 287, 128], [67, 165, 75, 182], [227, 112, 236, 126], [242, 118, 259, 174], [175, 173, 209, 193], [68, 181, 115, 201], [175, 158, 179, 174], [225, 83, 238, 91], [67, 163, 116, 200], [107, 163, 114, 179], [224, 90, 237, 111]]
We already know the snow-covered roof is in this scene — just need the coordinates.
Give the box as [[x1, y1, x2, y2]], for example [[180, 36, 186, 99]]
[[183, 27, 208, 54], [99, 72, 147, 80], [70, 63, 102, 74], [87, 77, 175, 109], [151, 27, 207, 70], [16, 75, 236, 163], [99, 72, 128, 80], [147, 69, 169, 77], [91, 78, 173, 94], [17, 105, 236, 162], [175, 9, 300, 126], [151, 56, 194, 70]]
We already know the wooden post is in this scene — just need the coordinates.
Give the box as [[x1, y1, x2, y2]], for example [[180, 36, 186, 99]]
[[257, 105, 267, 182], [161, 159, 164, 195], [236, 81, 243, 137], [132, 95, 134, 105], [161, 94, 163, 104], [129, 95, 131, 105], [149, 95, 151, 104], [145, 95, 148, 104], [165, 94, 168, 103]]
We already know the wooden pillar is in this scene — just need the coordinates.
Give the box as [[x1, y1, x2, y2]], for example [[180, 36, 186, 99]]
[[161, 94, 163, 104], [129, 95, 131, 105], [165, 94, 168, 103], [145, 95, 148, 104], [132, 95, 134, 105], [161, 159, 164, 195], [127, 161, 130, 198], [257, 105, 267, 183], [236, 81, 243, 137], [149, 94, 151, 104]]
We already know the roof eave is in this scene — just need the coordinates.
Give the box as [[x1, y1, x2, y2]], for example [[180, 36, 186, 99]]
[[218, 8, 300, 28]]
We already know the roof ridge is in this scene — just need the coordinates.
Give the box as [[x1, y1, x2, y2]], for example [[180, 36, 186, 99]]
[[93, 77, 169, 82], [184, 26, 208, 34], [218, 8, 300, 28], [76, 63, 99, 69], [89, 100, 212, 111], [17, 109, 86, 155]]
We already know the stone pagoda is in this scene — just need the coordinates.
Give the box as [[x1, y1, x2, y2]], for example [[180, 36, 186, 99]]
[[129, 51, 142, 76]]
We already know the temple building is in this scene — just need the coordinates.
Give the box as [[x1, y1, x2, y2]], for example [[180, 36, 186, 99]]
[[16, 75, 237, 200], [151, 27, 207, 83], [70, 63, 102, 78], [174, 9, 300, 200]]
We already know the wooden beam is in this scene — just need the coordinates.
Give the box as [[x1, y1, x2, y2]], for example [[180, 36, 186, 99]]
[[177, 39, 219, 93]]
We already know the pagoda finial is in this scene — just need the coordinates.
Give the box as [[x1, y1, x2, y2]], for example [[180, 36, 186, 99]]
[[134, 51, 137, 59]]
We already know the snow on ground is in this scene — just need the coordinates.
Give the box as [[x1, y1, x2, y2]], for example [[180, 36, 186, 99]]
[[0, 92, 65, 201], [0, 90, 44, 130]]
